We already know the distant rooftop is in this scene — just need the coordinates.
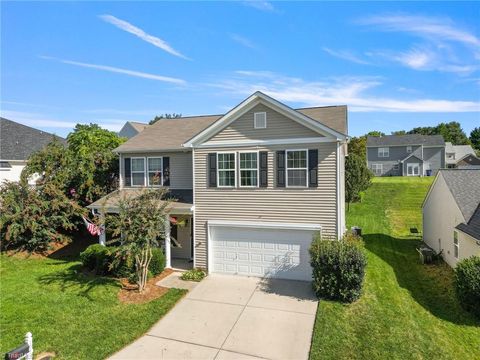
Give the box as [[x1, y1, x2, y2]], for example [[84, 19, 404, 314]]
[[367, 134, 445, 147], [0, 117, 66, 161]]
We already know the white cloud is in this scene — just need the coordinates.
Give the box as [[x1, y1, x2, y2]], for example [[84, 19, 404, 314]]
[[40, 56, 186, 85], [322, 47, 370, 65], [243, 1, 276, 12], [212, 71, 480, 112], [230, 33, 257, 49], [358, 14, 480, 47], [99, 14, 190, 60]]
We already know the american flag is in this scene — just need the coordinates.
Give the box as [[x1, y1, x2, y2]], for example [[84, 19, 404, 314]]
[[82, 217, 103, 236]]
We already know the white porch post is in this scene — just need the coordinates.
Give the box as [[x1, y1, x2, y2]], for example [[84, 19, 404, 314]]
[[99, 212, 106, 246], [165, 215, 171, 268]]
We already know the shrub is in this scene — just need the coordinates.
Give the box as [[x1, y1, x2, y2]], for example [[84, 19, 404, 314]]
[[80, 244, 113, 275], [454, 256, 480, 317], [341, 230, 364, 247], [309, 234, 367, 303], [149, 248, 166, 276], [181, 268, 206, 282]]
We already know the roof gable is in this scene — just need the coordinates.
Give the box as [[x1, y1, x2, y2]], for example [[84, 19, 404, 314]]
[[184, 92, 347, 147], [440, 169, 480, 222]]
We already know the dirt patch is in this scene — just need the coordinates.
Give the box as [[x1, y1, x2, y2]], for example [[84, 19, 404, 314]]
[[118, 268, 174, 304]]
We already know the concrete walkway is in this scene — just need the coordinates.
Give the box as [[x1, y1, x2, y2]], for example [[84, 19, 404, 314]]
[[110, 274, 318, 360]]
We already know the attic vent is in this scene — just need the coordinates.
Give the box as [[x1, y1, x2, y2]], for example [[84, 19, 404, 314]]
[[254, 112, 267, 129]]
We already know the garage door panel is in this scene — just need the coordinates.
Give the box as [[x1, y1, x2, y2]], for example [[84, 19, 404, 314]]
[[210, 225, 314, 281]]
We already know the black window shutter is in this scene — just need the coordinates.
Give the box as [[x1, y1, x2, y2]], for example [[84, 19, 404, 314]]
[[124, 157, 131, 187], [208, 153, 217, 187], [308, 149, 318, 188], [163, 157, 170, 186], [259, 151, 268, 187], [276, 150, 286, 187]]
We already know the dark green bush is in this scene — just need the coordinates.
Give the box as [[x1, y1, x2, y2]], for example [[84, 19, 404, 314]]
[[149, 248, 166, 276], [454, 256, 480, 317], [309, 234, 367, 303], [80, 244, 113, 275]]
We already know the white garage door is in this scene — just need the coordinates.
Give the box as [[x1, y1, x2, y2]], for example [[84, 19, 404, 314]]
[[209, 222, 319, 281]]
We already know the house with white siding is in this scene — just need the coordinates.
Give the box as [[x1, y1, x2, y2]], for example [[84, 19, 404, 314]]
[[88, 91, 348, 281], [422, 169, 480, 267]]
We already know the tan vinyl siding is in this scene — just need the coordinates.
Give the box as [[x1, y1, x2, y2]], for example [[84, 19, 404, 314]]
[[193, 142, 338, 269], [207, 104, 322, 144], [120, 151, 192, 189]]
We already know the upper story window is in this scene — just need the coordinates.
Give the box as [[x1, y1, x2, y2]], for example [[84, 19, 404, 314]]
[[131, 158, 146, 186], [286, 150, 308, 187], [406, 146, 412, 153], [254, 112, 267, 129], [148, 157, 163, 186], [378, 147, 389, 158], [454, 231, 459, 259], [218, 152, 236, 187], [239, 152, 258, 187]]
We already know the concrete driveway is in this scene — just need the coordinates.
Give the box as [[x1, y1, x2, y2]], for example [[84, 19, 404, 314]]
[[110, 274, 318, 360]]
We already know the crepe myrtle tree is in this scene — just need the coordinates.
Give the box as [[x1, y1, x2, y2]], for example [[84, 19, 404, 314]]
[[104, 188, 171, 292]]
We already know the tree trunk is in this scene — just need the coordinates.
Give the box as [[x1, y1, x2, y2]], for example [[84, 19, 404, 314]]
[[135, 246, 153, 293]]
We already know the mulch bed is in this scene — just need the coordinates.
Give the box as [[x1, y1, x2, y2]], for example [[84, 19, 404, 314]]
[[118, 268, 174, 304]]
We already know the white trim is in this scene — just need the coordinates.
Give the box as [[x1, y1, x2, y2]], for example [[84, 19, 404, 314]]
[[254, 111, 267, 129], [238, 150, 259, 188], [165, 215, 172, 268], [336, 141, 341, 239], [147, 156, 163, 187], [207, 220, 322, 274], [285, 149, 308, 188], [217, 151, 237, 188], [371, 163, 383, 176], [198, 136, 335, 149], [406, 163, 420, 176], [192, 148, 196, 268], [130, 157, 146, 187], [183, 92, 346, 147]]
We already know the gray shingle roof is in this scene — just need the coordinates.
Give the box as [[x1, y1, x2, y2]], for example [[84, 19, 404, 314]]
[[440, 169, 480, 240], [367, 134, 445, 147], [0, 118, 66, 160], [445, 142, 478, 165]]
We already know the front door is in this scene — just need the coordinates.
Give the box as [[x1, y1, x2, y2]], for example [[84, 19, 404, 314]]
[[407, 163, 420, 176]]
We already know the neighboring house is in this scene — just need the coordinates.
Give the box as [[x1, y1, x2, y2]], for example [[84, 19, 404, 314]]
[[89, 91, 348, 281], [0, 118, 66, 185], [423, 169, 480, 267], [366, 134, 445, 176], [445, 142, 480, 168], [118, 121, 147, 139]]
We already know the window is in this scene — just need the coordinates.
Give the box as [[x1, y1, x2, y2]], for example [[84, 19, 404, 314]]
[[218, 153, 236, 187], [454, 231, 459, 259], [131, 158, 146, 186], [148, 157, 163, 186], [406, 146, 412, 153], [393, 164, 399, 171], [286, 150, 308, 187], [0, 161, 11, 169], [254, 112, 267, 129], [378, 147, 389, 157], [239, 152, 258, 187], [372, 163, 383, 176]]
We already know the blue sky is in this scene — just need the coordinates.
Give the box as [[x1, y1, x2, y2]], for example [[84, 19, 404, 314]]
[[1, 1, 479, 138]]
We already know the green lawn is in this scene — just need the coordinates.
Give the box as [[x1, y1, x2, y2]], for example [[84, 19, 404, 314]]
[[0, 252, 186, 359], [310, 177, 480, 360]]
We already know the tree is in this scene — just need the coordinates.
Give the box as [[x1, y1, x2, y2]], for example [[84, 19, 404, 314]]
[[470, 127, 480, 150], [366, 131, 385, 137], [391, 130, 406, 135], [0, 180, 85, 251], [345, 154, 372, 210], [348, 136, 367, 159], [104, 189, 170, 292], [408, 121, 470, 145], [149, 113, 182, 125]]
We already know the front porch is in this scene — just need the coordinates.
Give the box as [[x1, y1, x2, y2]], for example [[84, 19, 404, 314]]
[[87, 188, 194, 270]]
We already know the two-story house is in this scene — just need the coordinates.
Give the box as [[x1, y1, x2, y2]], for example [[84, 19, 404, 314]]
[[88, 92, 348, 281], [366, 134, 445, 176], [445, 142, 480, 169]]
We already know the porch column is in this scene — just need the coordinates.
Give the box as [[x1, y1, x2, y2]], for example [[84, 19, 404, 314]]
[[165, 215, 171, 268], [99, 212, 106, 246]]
